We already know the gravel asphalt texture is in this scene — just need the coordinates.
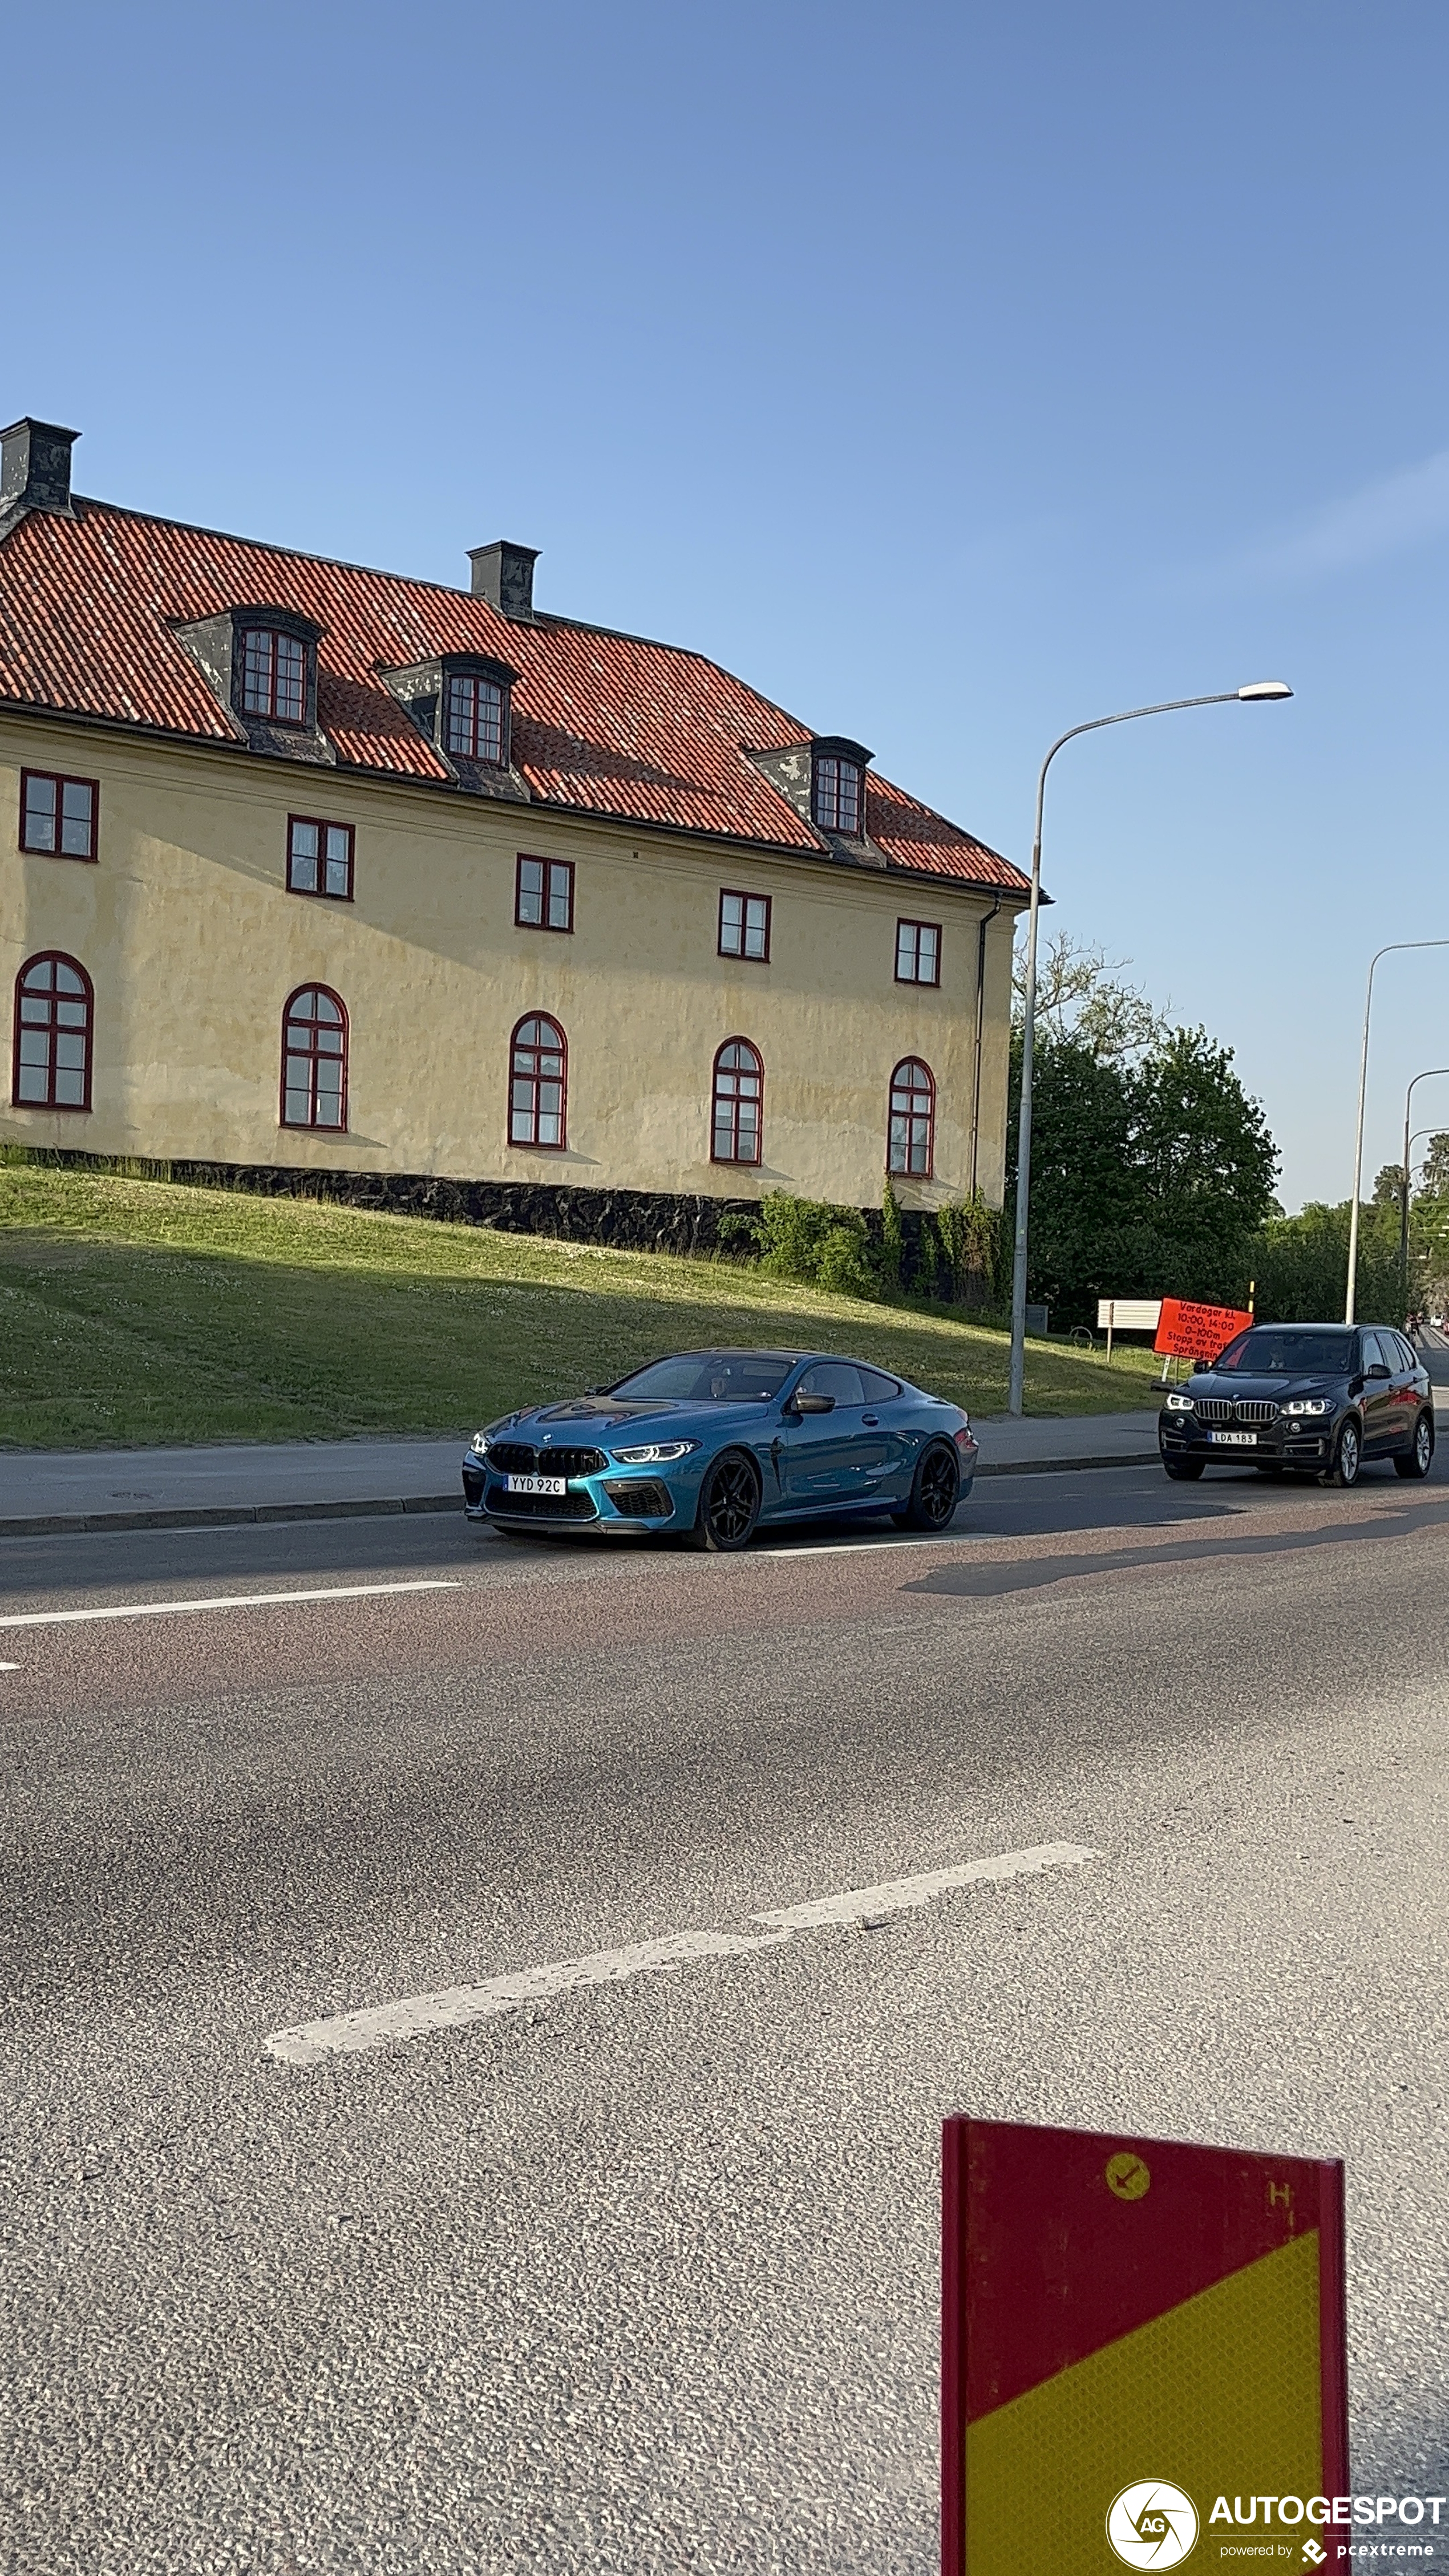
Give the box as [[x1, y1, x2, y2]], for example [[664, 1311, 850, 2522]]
[[1, 1459, 1446, 2573]]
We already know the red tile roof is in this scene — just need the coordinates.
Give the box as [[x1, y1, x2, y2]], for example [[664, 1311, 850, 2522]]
[[0, 497, 1028, 894]]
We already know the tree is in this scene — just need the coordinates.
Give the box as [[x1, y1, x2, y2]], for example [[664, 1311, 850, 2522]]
[[1420, 1132, 1449, 1195], [1126, 1028, 1278, 1298], [1373, 1163, 1405, 1207], [1013, 934, 1168, 1063], [1252, 1198, 1402, 1325], [1003, 1001, 1280, 1325]]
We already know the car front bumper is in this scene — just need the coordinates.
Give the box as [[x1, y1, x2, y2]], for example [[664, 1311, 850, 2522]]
[[461, 1456, 683, 1531], [1157, 1411, 1337, 1468]]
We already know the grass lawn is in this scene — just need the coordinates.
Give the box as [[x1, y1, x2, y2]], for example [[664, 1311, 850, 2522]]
[[0, 1166, 1164, 1448]]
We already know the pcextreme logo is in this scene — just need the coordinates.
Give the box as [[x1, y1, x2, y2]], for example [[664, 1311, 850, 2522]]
[[1107, 2481, 1201, 2567]]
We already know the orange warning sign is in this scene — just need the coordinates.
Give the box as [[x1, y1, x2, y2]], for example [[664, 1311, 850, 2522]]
[[1153, 1298, 1252, 1362], [941, 2120, 1347, 2575]]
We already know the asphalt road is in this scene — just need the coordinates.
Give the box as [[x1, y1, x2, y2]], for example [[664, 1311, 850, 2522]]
[[2, 1453, 1447, 2573]]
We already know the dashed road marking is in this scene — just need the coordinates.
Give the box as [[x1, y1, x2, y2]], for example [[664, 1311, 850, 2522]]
[[265, 1839, 1095, 2067], [0, 1580, 459, 1633]]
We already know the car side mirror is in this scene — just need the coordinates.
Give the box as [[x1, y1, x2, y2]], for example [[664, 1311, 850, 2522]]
[[1191, 1358, 1211, 1374], [1367, 1362, 1390, 1380], [790, 1392, 836, 1415]]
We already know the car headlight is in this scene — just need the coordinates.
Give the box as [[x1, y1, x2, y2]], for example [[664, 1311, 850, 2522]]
[[609, 1440, 700, 1464], [1164, 1392, 1195, 1412], [1284, 1398, 1329, 1416]]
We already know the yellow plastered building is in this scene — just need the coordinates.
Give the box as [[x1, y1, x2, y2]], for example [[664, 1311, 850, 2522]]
[[0, 417, 1028, 1229]]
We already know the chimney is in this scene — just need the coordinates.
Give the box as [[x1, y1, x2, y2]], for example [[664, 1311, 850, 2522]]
[[1, 418, 80, 521], [468, 539, 539, 620]]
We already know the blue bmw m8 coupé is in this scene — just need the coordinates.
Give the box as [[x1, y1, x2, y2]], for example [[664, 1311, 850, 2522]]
[[461, 1347, 978, 1550]]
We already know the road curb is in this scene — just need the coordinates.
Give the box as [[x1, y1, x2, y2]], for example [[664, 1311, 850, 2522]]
[[0, 1451, 1168, 1540], [975, 1449, 1160, 1479], [0, 1493, 463, 1540]]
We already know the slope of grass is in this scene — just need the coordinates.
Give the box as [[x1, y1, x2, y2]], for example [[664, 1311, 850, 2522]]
[[0, 1168, 1163, 1448]]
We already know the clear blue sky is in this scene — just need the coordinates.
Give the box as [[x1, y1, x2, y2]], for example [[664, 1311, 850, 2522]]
[[6, 0, 1446, 1209]]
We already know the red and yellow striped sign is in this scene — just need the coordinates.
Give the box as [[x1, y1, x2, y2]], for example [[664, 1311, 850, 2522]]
[[941, 2120, 1347, 2574]]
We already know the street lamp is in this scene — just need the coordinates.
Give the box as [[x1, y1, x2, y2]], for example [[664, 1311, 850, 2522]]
[[1006, 681, 1293, 1416], [1399, 1072, 1449, 1310], [1344, 941, 1449, 1324]]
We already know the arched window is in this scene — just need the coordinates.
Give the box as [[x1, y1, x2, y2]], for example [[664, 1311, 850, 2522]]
[[712, 1037, 763, 1165], [888, 1056, 935, 1177], [13, 953, 93, 1111], [281, 986, 348, 1130], [509, 1014, 567, 1149]]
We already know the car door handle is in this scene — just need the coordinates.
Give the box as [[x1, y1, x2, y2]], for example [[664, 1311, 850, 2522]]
[[861, 1415, 879, 1426]]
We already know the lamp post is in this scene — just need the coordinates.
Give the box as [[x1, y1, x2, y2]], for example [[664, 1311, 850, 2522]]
[[1006, 681, 1293, 1416], [1399, 1072, 1449, 1312], [1344, 941, 1449, 1324]]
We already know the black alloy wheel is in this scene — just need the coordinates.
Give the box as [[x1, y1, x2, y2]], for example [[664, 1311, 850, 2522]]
[[895, 1439, 961, 1531], [693, 1449, 762, 1552], [1395, 1411, 1435, 1480], [1326, 1418, 1361, 1489], [1162, 1454, 1204, 1481]]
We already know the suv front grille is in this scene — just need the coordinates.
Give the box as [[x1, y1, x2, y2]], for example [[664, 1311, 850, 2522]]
[[487, 1443, 608, 1479], [1196, 1398, 1278, 1426]]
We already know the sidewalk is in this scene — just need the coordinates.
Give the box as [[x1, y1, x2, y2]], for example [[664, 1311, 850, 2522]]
[[0, 1412, 1168, 1539]]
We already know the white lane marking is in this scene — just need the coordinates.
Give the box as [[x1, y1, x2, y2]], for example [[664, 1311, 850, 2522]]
[[754, 1841, 1094, 1931], [0, 1661, 17, 1671], [0, 1581, 459, 1633], [266, 1839, 1095, 2067]]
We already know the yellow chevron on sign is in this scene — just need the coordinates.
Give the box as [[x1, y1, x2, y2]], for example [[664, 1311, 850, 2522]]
[[965, 2230, 1323, 2574]]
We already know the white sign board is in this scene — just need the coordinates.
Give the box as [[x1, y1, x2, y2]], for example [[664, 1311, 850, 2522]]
[[1096, 1299, 1162, 1330]]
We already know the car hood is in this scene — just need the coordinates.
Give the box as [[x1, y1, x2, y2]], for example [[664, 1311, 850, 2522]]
[[477, 1397, 775, 1444]]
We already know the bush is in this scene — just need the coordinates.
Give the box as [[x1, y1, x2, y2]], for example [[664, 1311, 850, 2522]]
[[880, 1176, 905, 1289], [815, 1224, 877, 1298], [932, 1189, 998, 1303], [726, 1191, 880, 1299]]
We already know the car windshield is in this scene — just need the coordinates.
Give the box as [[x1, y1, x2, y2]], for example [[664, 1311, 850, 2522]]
[[606, 1353, 796, 1403], [1213, 1329, 1357, 1376]]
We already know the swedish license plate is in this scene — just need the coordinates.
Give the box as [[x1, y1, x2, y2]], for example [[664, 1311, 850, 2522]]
[[1207, 1429, 1257, 1446], [506, 1473, 567, 1495]]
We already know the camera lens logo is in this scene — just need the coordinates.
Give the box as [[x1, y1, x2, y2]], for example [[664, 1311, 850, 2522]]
[[1107, 2481, 1200, 2567]]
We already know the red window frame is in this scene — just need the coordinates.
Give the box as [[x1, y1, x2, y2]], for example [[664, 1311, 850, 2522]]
[[445, 673, 507, 765], [19, 769, 99, 862], [280, 985, 349, 1132], [11, 951, 94, 1112], [888, 1056, 936, 1178], [711, 1036, 764, 1166], [895, 918, 941, 986], [718, 889, 771, 963], [240, 627, 307, 725], [515, 854, 575, 933], [813, 754, 863, 836], [508, 1013, 568, 1151], [286, 816, 355, 902]]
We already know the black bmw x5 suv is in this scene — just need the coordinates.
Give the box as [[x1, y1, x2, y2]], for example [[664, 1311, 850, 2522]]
[[1159, 1322, 1434, 1487]]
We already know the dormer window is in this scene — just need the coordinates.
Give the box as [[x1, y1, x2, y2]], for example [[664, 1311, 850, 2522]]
[[444, 671, 506, 765], [811, 740, 869, 837], [241, 626, 306, 724]]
